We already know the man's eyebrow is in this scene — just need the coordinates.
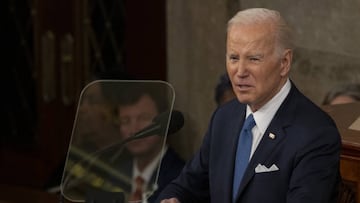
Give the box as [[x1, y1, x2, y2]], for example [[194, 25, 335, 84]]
[[248, 53, 264, 58]]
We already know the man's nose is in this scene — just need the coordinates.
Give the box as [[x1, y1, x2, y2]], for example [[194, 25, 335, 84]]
[[128, 121, 144, 135], [236, 60, 249, 77]]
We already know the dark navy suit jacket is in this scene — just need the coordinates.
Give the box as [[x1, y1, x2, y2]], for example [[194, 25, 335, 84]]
[[157, 84, 341, 203]]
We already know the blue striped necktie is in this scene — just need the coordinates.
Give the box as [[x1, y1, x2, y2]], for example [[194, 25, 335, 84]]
[[233, 114, 256, 201]]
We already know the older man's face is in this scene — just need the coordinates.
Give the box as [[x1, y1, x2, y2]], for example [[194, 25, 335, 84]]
[[226, 23, 291, 111]]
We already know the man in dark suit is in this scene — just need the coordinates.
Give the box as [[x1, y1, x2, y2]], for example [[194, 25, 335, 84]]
[[110, 144, 184, 203], [112, 82, 185, 202], [157, 8, 341, 203]]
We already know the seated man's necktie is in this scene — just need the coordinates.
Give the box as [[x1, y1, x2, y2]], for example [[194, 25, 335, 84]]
[[129, 175, 145, 201]]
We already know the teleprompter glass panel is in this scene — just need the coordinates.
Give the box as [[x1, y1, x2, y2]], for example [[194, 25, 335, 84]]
[[61, 80, 175, 203]]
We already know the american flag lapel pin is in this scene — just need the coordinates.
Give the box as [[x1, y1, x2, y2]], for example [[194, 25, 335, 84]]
[[269, 133, 276, 139]]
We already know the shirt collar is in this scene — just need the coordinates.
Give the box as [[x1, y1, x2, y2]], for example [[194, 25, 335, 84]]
[[247, 79, 291, 134], [133, 146, 168, 184]]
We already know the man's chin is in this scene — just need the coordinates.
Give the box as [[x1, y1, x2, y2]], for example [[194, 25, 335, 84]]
[[127, 147, 146, 156], [237, 97, 252, 105]]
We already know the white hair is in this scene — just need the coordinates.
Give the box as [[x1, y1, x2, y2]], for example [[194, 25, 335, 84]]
[[228, 8, 295, 53]]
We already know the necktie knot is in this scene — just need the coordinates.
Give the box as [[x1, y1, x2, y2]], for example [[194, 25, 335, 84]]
[[129, 176, 145, 201], [243, 114, 256, 131], [135, 176, 145, 187]]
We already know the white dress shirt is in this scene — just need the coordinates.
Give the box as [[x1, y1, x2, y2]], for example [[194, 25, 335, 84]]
[[246, 79, 291, 158]]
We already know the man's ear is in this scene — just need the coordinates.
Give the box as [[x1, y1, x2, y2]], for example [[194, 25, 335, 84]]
[[280, 49, 292, 77]]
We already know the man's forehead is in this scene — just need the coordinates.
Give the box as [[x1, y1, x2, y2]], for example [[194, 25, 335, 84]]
[[227, 37, 275, 54], [228, 22, 275, 40], [227, 26, 275, 51]]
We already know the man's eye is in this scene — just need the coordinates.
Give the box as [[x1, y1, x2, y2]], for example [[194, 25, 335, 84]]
[[228, 55, 239, 61], [138, 114, 153, 124], [249, 55, 263, 62]]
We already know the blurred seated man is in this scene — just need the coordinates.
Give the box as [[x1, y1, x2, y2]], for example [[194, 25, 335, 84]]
[[110, 82, 185, 203], [322, 83, 360, 105]]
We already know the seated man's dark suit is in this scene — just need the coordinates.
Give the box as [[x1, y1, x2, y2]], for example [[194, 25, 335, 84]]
[[157, 83, 341, 203], [106, 147, 185, 202], [147, 148, 185, 202], [60, 147, 184, 203]]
